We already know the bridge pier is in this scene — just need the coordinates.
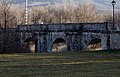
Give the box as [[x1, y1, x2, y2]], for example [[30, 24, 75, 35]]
[[36, 32, 47, 52], [101, 34, 109, 50], [36, 34, 40, 52], [66, 33, 82, 51]]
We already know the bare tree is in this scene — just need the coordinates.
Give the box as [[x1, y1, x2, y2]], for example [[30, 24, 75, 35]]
[[29, 4, 104, 24], [74, 4, 104, 23], [0, 0, 22, 53], [0, 0, 11, 53], [11, 5, 25, 25]]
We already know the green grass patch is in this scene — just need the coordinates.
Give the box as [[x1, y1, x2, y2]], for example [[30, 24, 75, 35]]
[[0, 51, 120, 77]]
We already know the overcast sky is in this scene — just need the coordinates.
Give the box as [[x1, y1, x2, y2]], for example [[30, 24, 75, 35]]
[[12, 0, 120, 10]]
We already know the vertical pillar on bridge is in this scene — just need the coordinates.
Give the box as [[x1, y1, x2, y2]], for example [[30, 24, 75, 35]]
[[20, 32, 27, 47], [107, 34, 110, 50], [20, 32, 24, 46], [36, 34, 40, 52], [66, 35, 71, 51], [79, 25, 83, 51], [36, 32, 47, 52], [64, 32, 71, 51], [106, 22, 111, 50]]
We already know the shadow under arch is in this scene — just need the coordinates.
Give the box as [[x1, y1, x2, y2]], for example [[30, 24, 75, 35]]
[[86, 38, 102, 51], [52, 38, 67, 52], [24, 37, 37, 53]]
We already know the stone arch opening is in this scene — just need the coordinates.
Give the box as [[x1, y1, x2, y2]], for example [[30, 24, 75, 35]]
[[52, 38, 67, 52], [24, 37, 36, 53], [87, 38, 102, 51]]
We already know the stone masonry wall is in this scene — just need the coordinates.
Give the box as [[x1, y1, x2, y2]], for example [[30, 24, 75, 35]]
[[110, 33, 120, 50]]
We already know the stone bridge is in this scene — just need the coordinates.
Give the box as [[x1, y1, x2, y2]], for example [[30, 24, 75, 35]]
[[18, 22, 120, 53]]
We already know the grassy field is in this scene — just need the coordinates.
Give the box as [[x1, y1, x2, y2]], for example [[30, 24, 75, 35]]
[[0, 51, 120, 77]]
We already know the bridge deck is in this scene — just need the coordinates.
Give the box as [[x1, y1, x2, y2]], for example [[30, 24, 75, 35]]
[[18, 23, 108, 32]]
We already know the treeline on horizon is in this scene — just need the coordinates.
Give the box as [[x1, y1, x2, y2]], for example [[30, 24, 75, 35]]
[[1, 0, 120, 26]]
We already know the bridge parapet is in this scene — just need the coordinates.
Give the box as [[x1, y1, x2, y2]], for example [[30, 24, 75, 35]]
[[18, 22, 107, 32]]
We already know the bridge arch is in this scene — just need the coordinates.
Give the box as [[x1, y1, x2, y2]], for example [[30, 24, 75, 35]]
[[51, 38, 68, 52], [82, 33, 102, 51], [24, 37, 37, 53], [86, 38, 102, 51]]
